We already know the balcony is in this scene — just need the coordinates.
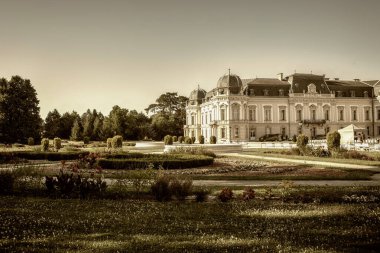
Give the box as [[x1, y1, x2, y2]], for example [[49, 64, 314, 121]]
[[300, 119, 326, 126]]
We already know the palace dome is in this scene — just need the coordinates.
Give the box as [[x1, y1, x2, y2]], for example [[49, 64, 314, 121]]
[[189, 87, 206, 102], [217, 74, 242, 94]]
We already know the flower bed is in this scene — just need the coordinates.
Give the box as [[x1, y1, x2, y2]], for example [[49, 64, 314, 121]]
[[97, 154, 214, 170]]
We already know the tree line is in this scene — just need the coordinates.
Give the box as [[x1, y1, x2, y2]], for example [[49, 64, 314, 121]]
[[0, 76, 188, 143]]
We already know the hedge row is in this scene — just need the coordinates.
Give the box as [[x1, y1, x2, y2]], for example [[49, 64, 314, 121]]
[[0, 151, 90, 161], [97, 154, 214, 170]]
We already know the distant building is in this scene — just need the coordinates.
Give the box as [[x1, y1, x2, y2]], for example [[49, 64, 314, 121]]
[[184, 71, 380, 143]]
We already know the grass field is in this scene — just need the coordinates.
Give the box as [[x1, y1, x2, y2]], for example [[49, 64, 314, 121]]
[[0, 195, 379, 252]]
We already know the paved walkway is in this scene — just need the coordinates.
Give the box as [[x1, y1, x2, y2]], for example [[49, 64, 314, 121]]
[[222, 153, 380, 171], [193, 179, 380, 187]]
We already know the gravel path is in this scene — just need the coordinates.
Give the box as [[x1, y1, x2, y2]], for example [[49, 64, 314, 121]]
[[223, 153, 380, 171]]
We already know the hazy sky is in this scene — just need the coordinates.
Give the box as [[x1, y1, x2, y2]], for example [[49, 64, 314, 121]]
[[1, 0, 379, 118]]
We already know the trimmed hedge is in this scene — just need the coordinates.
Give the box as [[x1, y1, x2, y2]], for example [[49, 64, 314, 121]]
[[0, 151, 90, 161], [98, 154, 214, 170]]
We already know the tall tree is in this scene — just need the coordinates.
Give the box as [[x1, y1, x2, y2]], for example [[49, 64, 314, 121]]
[[59, 111, 79, 139], [0, 76, 42, 143], [44, 109, 62, 138], [70, 118, 82, 141], [145, 92, 188, 140]]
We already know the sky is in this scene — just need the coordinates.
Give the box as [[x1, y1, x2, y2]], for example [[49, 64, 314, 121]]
[[0, 0, 379, 118]]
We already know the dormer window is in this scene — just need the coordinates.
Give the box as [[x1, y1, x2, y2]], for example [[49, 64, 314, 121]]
[[350, 90, 355, 97], [249, 89, 255, 96], [279, 89, 284, 96], [336, 91, 343, 97], [263, 89, 269, 96], [364, 91, 369, 97]]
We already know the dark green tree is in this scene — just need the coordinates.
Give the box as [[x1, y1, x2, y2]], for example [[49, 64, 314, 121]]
[[44, 109, 62, 138], [70, 118, 83, 141], [0, 76, 42, 143]]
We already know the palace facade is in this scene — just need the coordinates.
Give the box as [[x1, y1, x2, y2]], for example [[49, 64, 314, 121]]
[[184, 72, 380, 143]]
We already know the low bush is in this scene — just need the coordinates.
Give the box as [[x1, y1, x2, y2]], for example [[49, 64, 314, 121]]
[[242, 187, 255, 201], [178, 136, 184, 143], [193, 188, 210, 202], [0, 170, 15, 194], [112, 135, 123, 149], [83, 136, 90, 144], [170, 177, 192, 200], [164, 135, 173, 145], [327, 131, 340, 151], [53, 137, 62, 151], [0, 151, 90, 161], [106, 138, 112, 149], [198, 135, 205, 144], [184, 137, 192, 144], [150, 174, 172, 201], [167, 146, 216, 158], [191, 137, 196, 144], [97, 154, 214, 170], [292, 135, 297, 142], [210, 136, 217, 144], [172, 136, 178, 142], [27, 137, 34, 146], [41, 138, 49, 152], [341, 150, 374, 161], [218, 188, 233, 202]]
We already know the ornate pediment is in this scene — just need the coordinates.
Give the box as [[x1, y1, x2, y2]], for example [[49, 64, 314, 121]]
[[307, 83, 317, 94]]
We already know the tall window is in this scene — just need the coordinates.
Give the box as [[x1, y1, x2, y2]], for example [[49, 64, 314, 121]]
[[377, 109, 380, 120], [365, 109, 370, 121], [352, 109, 357, 121], [311, 109, 316, 120], [339, 109, 344, 121], [296, 110, 302, 121], [220, 108, 225, 121], [249, 108, 256, 121], [280, 109, 286, 121], [191, 115, 195, 125], [221, 128, 226, 138], [232, 105, 240, 120], [324, 110, 329, 121], [264, 108, 271, 121], [235, 127, 239, 138], [250, 128, 256, 139]]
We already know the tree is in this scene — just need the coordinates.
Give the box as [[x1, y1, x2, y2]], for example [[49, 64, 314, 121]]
[[70, 118, 82, 141], [44, 109, 61, 138], [0, 76, 42, 143], [145, 92, 188, 140], [327, 131, 341, 151], [59, 111, 79, 139]]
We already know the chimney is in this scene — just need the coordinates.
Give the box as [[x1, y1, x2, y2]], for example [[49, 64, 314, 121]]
[[334, 78, 340, 81], [354, 78, 360, 82], [277, 73, 283, 81]]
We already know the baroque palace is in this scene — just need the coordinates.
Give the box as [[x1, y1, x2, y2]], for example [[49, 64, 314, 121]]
[[184, 71, 380, 143]]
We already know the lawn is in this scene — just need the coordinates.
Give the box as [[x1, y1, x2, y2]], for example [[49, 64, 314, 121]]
[[0, 195, 379, 252]]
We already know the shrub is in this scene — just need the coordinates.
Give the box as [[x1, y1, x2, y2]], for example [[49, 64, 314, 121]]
[[191, 137, 196, 144], [27, 137, 34, 146], [210, 136, 217, 144], [292, 135, 297, 142], [150, 174, 172, 201], [107, 138, 112, 149], [53, 137, 61, 151], [83, 136, 90, 144], [193, 188, 210, 202], [327, 131, 341, 151], [218, 188, 233, 202], [242, 187, 255, 201], [97, 154, 214, 170], [167, 146, 216, 158], [164, 135, 173, 145], [41, 138, 49, 152], [296, 134, 309, 149], [170, 177, 193, 200], [184, 136, 193, 144], [178, 136, 184, 143], [0, 170, 15, 194], [112, 135, 123, 149], [0, 151, 90, 161], [198, 135, 205, 144], [172, 136, 178, 142]]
